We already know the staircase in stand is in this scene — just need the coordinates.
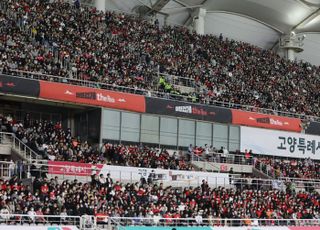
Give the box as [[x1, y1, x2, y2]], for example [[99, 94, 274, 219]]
[[0, 132, 41, 162]]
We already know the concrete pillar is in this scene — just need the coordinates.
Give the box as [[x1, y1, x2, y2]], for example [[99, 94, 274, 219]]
[[287, 49, 295, 62], [95, 0, 106, 12], [193, 8, 206, 35], [279, 33, 305, 62]]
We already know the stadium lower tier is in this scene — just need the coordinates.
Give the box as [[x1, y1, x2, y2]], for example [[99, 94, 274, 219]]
[[0, 174, 319, 222]]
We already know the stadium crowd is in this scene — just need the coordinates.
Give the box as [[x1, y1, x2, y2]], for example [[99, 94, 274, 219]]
[[0, 114, 194, 171], [2, 114, 320, 179], [1, 0, 320, 117], [256, 157, 320, 180], [0, 175, 319, 224]]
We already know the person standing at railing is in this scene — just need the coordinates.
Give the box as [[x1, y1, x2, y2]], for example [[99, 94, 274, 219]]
[[0, 205, 11, 221], [244, 149, 252, 165], [8, 160, 15, 177], [218, 147, 228, 163], [27, 207, 36, 223], [187, 144, 193, 161], [204, 144, 210, 161]]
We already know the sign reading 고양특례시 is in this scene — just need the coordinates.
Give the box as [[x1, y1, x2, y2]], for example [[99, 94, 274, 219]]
[[241, 126, 320, 160]]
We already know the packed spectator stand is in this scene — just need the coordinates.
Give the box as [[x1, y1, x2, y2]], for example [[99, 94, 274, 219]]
[[1, 114, 195, 170], [255, 157, 320, 180], [0, 173, 319, 225], [1, 0, 320, 227], [1, 112, 320, 227], [1, 0, 320, 119], [1, 114, 320, 181]]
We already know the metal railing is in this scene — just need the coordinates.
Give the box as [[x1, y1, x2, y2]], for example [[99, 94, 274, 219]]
[[191, 151, 253, 166], [190, 152, 222, 172], [107, 217, 320, 227], [254, 158, 277, 178], [0, 132, 40, 162], [5, 70, 320, 122], [159, 72, 196, 93], [0, 214, 96, 230], [6, 161, 318, 190], [28, 161, 232, 188]]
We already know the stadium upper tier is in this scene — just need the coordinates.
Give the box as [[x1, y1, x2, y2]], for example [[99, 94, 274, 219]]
[[1, 1, 320, 118]]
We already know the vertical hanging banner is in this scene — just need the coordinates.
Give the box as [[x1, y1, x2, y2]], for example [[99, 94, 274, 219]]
[[241, 126, 320, 160], [232, 109, 302, 132], [39, 81, 146, 113]]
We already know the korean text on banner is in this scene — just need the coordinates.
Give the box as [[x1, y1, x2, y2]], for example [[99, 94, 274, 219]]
[[48, 161, 101, 176], [232, 109, 301, 132], [48, 161, 229, 187], [39, 81, 146, 113], [146, 97, 232, 123], [240, 126, 320, 160]]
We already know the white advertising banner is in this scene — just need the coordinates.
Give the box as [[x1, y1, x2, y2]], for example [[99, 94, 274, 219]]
[[48, 161, 229, 187], [241, 126, 320, 160], [100, 165, 230, 187]]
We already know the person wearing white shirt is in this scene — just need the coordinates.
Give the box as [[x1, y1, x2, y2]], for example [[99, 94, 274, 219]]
[[153, 213, 161, 225], [0, 207, 10, 220], [9, 160, 15, 177], [27, 207, 36, 222], [195, 213, 203, 225]]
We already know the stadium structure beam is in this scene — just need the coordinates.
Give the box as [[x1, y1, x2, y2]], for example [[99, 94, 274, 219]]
[[271, 7, 320, 51], [172, 0, 189, 7], [151, 0, 171, 13], [182, 0, 207, 27], [206, 10, 284, 34], [292, 8, 320, 31], [136, 0, 170, 16]]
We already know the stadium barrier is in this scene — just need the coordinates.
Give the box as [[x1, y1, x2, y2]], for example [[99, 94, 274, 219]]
[[45, 161, 230, 188], [107, 217, 320, 228], [4, 71, 316, 124], [0, 132, 41, 162], [1, 160, 319, 191], [0, 214, 96, 230]]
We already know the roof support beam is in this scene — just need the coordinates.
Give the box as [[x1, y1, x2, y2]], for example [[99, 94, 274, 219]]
[[182, 0, 207, 27], [172, 0, 189, 7], [135, 0, 169, 16], [151, 0, 171, 12], [271, 7, 320, 50], [292, 8, 320, 31]]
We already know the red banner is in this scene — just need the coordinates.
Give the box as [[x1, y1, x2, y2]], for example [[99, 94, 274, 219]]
[[39, 81, 146, 113], [48, 161, 102, 176], [232, 109, 302, 132]]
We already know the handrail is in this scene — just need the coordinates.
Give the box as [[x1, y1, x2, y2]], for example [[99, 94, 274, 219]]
[[6, 70, 320, 122], [108, 216, 320, 227], [22, 161, 320, 189], [12, 134, 41, 161], [254, 159, 277, 178], [191, 152, 221, 172], [0, 132, 41, 162], [28, 161, 231, 187], [191, 151, 254, 166], [0, 213, 96, 230]]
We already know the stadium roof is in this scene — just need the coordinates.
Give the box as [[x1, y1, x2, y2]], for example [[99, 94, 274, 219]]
[[91, 0, 320, 65]]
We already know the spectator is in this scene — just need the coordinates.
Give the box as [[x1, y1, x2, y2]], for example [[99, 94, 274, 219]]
[[0, 174, 318, 223]]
